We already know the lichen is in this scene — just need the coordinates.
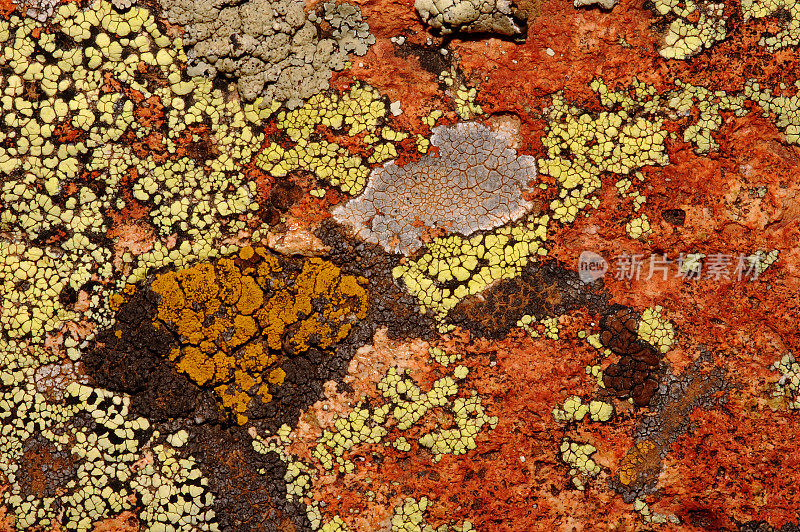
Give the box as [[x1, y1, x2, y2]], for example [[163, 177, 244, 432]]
[[770, 354, 800, 409], [392, 215, 549, 324], [334, 121, 537, 255], [415, 0, 526, 36], [0, 339, 217, 530], [159, 0, 374, 107], [539, 86, 669, 223], [149, 246, 369, 424], [256, 84, 406, 195], [742, 0, 800, 51], [652, 0, 727, 59]]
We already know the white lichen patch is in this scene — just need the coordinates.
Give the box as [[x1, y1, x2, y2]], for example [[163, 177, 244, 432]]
[[333, 121, 537, 255], [771, 354, 800, 409], [415, 0, 524, 36]]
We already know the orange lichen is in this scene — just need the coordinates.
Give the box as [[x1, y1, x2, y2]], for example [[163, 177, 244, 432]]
[[618, 439, 660, 487], [150, 248, 369, 423]]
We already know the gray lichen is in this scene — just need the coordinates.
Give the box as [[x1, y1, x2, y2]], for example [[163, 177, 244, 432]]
[[574, 0, 618, 9], [332, 121, 537, 255], [14, 0, 59, 21], [414, 0, 526, 37], [159, 0, 375, 107]]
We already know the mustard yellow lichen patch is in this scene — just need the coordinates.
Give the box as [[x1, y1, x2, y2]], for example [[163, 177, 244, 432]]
[[149, 248, 369, 423], [618, 439, 659, 486]]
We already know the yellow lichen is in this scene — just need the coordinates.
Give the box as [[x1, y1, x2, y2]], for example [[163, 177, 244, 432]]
[[149, 248, 369, 423], [618, 439, 659, 486], [392, 216, 549, 323], [255, 84, 406, 195]]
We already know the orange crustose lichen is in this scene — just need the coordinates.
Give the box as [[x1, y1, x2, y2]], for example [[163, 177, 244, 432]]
[[150, 246, 369, 424]]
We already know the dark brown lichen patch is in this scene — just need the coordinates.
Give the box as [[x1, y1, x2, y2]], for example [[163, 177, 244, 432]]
[[446, 260, 609, 339], [316, 220, 439, 341], [83, 288, 217, 423], [600, 306, 662, 407], [185, 424, 310, 532], [611, 352, 729, 503], [17, 436, 78, 500]]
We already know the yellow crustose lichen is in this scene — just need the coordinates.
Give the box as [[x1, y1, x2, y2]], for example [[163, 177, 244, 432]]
[[0, 0, 276, 346], [0, 340, 216, 531], [392, 216, 549, 324], [653, 0, 727, 59], [742, 0, 800, 51], [256, 84, 408, 195], [540, 87, 669, 224], [149, 246, 369, 424]]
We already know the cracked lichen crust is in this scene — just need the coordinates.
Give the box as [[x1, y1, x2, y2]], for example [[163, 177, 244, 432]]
[[0, 340, 218, 530], [653, 0, 727, 60], [333, 121, 537, 255], [415, 0, 526, 36], [160, 0, 374, 107]]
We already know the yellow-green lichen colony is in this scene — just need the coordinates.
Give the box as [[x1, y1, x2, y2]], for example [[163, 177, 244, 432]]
[[653, 0, 727, 59], [256, 84, 408, 195], [538, 85, 669, 223], [0, 340, 217, 530], [0, 0, 277, 347], [252, 361, 495, 530], [771, 354, 800, 409], [392, 216, 549, 325]]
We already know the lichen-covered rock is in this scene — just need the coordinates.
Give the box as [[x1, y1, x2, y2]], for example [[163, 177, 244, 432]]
[[160, 0, 375, 107], [415, 0, 526, 36], [333, 121, 537, 255], [13, 0, 57, 21]]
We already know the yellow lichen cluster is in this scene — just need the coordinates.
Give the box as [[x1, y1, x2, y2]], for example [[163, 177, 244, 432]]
[[0, 0, 277, 346], [0, 338, 216, 530], [439, 66, 483, 120], [552, 395, 614, 423], [392, 216, 549, 324], [596, 77, 747, 153], [311, 363, 495, 472], [150, 247, 368, 424], [638, 306, 675, 354], [560, 438, 601, 490], [664, 81, 746, 152], [390, 497, 475, 532], [429, 346, 463, 366], [745, 80, 800, 144], [256, 84, 409, 195], [653, 0, 727, 59], [616, 172, 647, 211], [742, 0, 800, 50], [517, 314, 560, 339], [625, 213, 652, 239], [539, 87, 669, 223], [770, 354, 800, 409]]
